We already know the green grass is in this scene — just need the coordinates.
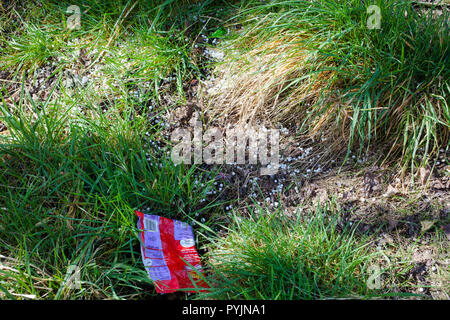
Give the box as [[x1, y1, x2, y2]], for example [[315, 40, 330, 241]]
[[0, 0, 231, 83], [0, 0, 236, 299], [200, 203, 382, 300], [212, 0, 449, 170], [0, 87, 223, 298]]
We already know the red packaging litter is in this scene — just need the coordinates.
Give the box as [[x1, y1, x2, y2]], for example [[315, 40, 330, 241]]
[[135, 211, 208, 293]]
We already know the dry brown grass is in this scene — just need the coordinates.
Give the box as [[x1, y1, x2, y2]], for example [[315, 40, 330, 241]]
[[203, 35, 340, 128], [201, 34, 355, 163]]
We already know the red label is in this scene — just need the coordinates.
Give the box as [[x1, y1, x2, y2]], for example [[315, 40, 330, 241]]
[[135, 211, 208, 293]]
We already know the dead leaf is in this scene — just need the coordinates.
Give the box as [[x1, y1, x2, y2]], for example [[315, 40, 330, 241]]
[[420, 220, 435, 233]]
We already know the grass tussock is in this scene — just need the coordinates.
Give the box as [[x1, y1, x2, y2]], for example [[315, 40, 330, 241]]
[[200, 204, 379, 300], [206, 0, 449, 168], [206, 35, 337, 125]]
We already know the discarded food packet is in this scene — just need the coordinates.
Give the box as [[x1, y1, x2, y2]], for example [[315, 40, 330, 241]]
[[135, 211, 208, 293]]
